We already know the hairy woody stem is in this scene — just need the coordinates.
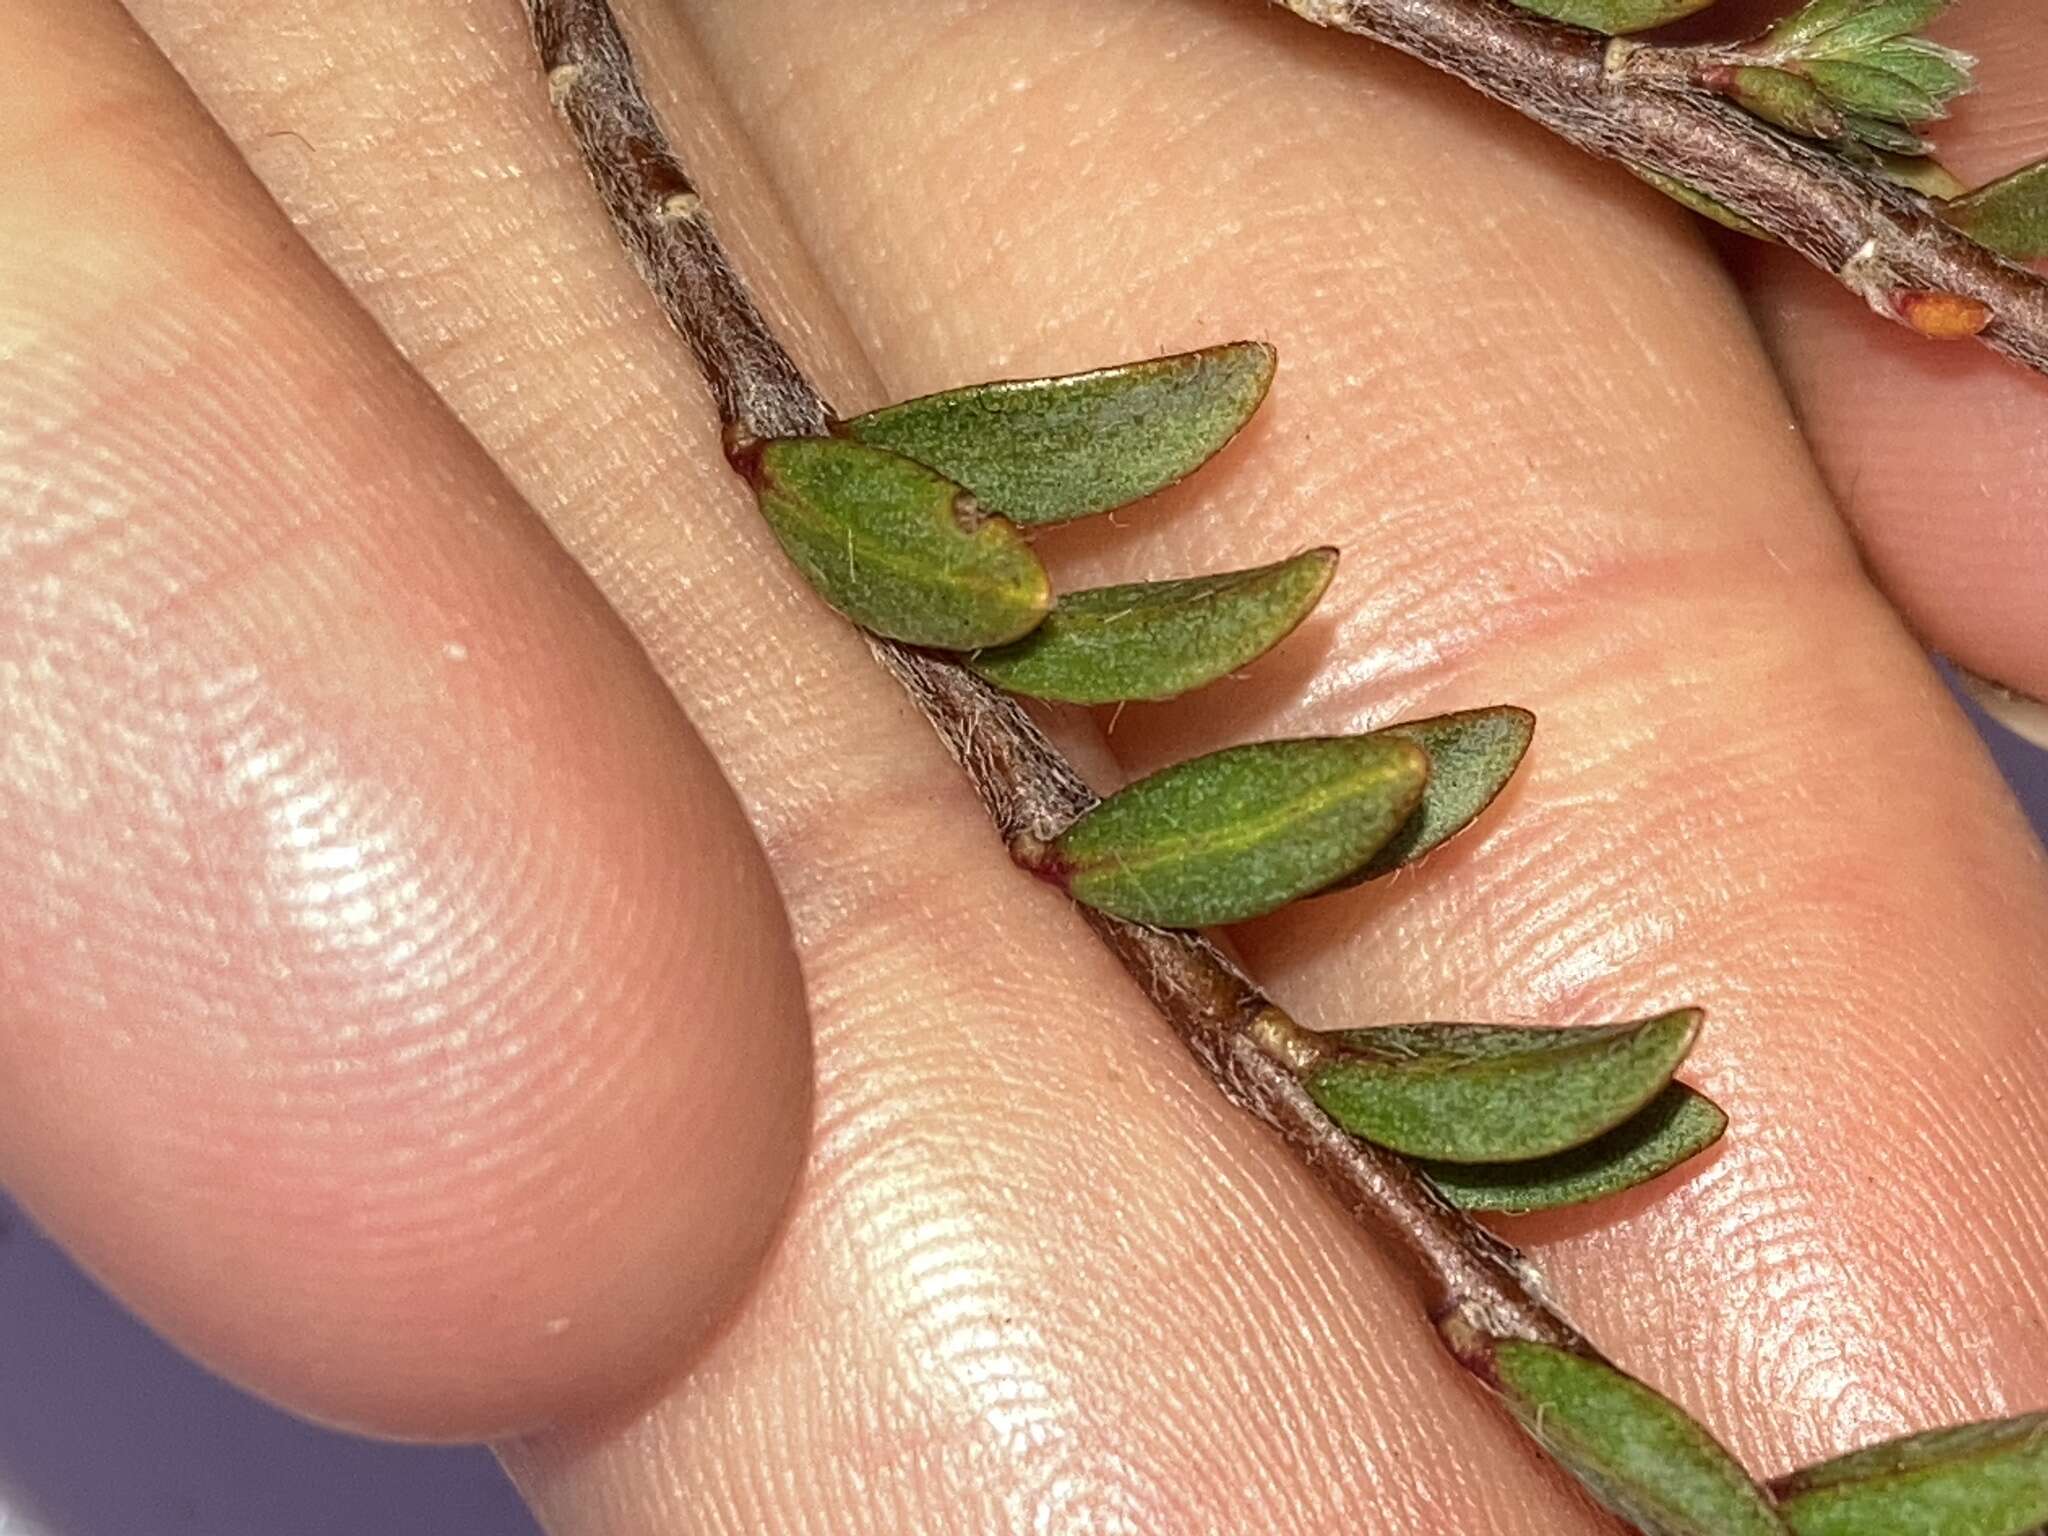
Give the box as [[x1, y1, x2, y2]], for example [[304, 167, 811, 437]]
[[522, 0, 1588, 1362], [1275, 0, 2048, 374]]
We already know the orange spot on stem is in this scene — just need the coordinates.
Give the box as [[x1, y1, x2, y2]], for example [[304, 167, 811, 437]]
[[1892, 290, 1993, 340]]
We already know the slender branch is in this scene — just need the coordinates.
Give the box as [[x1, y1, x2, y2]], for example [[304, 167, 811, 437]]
[[524, 0, 823, 444], [1275, 0, 2048, 375], [522, 0, 1587, 1364]]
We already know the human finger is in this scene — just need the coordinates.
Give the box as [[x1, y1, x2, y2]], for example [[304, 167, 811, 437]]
[[0, 0, 810, 1441]]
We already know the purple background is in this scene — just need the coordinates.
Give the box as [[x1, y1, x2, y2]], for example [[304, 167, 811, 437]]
[[1, 688, 2041, 1536]]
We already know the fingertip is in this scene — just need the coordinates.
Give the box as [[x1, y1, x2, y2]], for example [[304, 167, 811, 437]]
[[3, 512, 816, 1441], [1731, 247, 2048, 699], [0, 0, 814, 1441]]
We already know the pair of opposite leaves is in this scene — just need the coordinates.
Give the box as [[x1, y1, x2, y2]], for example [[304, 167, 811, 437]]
[[1535, 0, 1975, 152], [1703, 0, 1974, 158], [740, 341, 1725, 1213], [1487, 1341, 2048, 1535]]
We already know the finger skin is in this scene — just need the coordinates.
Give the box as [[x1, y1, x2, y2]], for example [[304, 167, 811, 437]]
[[132, 0, 2048, 1532], [1728, 0, 2048, 699], [0, 1, 811, 1440]]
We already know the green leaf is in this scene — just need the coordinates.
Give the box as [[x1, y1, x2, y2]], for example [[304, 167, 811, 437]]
[[1764, 0, 1951, 57], [1840, 113, 1930, 155], [1324, 706, 1535, 889], [1051, 736, 1429, 927], [842, 342, 1275, 527], [1422, 1084, 1728, 1213], [1726, 66, 1847, 141], [1771, 1414, 2048, 1536], [1874, 152, 1967, 199], [1744, 0, 1973, 141], [1305, 1011, 1703, 1164], [1503, 0, 1717, 36], [1949, 158, 2048, 262], [1484, 1341, 1791, 1535], [1804, 58, 1942, 124], [1627, 164, 1776, 239], [749, 437, 1050, 649], [968, 548, 1336, 705], [1862, 38, 1972, 101]]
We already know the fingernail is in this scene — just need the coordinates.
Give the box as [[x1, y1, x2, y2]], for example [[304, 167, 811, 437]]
[[1956, 666, 2048, 753]]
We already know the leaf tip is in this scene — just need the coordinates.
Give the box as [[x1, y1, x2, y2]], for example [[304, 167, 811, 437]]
[[1693, 1092, 1731, 1149], [1661, 1004, 1707, 1054], [1223, 337, 1280, 389], [1207, 339, 1280, 428]]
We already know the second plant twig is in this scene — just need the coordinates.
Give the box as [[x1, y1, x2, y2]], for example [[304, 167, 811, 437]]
[[1273, 0, 2048, 372]]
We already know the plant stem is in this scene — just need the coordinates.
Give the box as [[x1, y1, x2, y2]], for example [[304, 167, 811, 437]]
[[1273, 0, 2048, 374], [523, 0, 1589, 1367]]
